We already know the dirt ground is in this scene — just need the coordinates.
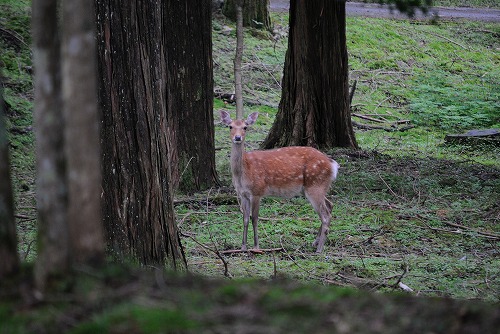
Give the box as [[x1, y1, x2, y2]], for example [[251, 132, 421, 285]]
[[269, 0, 500, 22]]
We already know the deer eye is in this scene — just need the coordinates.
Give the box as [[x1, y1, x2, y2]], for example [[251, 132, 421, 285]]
[[229, 126, 233, 129], [243, 127, 247, 130]]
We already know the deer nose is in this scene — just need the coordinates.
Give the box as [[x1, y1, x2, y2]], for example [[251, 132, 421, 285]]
[[234, 135, 242, 142]]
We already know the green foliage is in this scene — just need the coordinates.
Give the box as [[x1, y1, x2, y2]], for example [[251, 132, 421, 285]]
[[348, 17, 499, 132], [1, 0, 36, 262]]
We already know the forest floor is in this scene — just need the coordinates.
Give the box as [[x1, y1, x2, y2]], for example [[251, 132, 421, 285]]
[[1, 0, 499, 333]]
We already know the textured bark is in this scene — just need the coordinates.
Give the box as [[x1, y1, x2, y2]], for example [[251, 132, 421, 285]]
[[96, 0, 185, 268], [262, 0, 358, 150], [32, 0, 70, 288], [223, 0, 271, 31], [234, 0, 244, 120], [165, 0, 219, 192], [62, 0, 105, 266], [0, 82, 19, 279]]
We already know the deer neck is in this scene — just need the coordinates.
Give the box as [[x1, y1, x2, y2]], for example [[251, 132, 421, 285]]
[[230, 142, 245, 186]]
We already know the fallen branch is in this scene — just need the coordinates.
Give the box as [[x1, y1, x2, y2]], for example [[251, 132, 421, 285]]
[[220, 247, 284, 255], [15, 213, 36, 221], [352, 121, 415, 132], [442, 221, 500, 240], [180, 231, 232, 277], [0, 26, 30, 48], [352, 113, 386, 123], [412, 214, 499, 240]]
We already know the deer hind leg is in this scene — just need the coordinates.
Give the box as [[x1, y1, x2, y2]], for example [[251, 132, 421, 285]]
[[250, 196, 261, 249], [240, 194, 252, 251], [306, 188, 333, 253]]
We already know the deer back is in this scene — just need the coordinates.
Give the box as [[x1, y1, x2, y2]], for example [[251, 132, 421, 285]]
[[241, 146, 337, 198]]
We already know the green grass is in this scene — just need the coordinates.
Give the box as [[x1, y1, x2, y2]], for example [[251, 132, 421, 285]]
[[433, 0, 500, 8], [1, 0, 37, 261], [353, 0, 500, 9]]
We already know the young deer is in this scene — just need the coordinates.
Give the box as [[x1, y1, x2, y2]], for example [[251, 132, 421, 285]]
[[220, 110, 339, 253]]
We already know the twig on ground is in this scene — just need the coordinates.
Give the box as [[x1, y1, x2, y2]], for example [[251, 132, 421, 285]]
[[220, 247, 284, 255], [391, 262, 412, 292], [180, 231, 231, 278], [251, 54, 282, 88], [15, 213, 36, 221], [0, 27, 30, 48], [373, 96, 391, 114], [177, 212, 193, 228], [378, 173, 407, 201], [352, 121, 415, 132], [204, 187, 231, 278], [23, 239, 36, 260], [442, 220, 500, 240], [279, 236, 346, 286], [352, 113, 386, 123], [412, 214, 499, 240]]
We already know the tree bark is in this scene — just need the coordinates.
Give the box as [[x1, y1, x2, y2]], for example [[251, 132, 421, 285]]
[[0, 81, 19, 280], [234, 0, 244, 119], [96, 0, 186, 268], [165, 0, 220, 192], [262, 0, 358, 150], [32, 0, 70, 289], [62, 0, 105, 266], [223, 0, 272, 31]]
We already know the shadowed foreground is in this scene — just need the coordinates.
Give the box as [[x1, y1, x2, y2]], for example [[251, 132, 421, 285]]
[[1, 267, 498, 333]]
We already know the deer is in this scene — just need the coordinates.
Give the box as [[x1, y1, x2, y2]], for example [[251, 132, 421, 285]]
[[220, 110, 340, 253]]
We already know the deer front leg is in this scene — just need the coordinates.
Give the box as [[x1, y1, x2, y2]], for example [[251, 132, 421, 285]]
[[250, 196, 261, 249], [241, 195, 251, 251]]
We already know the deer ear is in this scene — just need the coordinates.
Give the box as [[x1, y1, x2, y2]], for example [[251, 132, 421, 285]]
[[220, 110, 232, 125], [246, 112, 259, 125]]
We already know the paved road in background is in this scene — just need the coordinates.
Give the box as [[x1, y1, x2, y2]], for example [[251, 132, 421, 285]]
[[270, 1, 500, 23]]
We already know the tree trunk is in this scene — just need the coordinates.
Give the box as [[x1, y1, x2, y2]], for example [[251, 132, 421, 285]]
[[0, 82, 19, 280], [165, 0, 220, 192], [95, 0, 186, 268], [223, 0, 272, 31], [234, 0, 244, 119], [262, 0, 358, 150], [32, 0, 70, 289], [62, 0, 105, 266]]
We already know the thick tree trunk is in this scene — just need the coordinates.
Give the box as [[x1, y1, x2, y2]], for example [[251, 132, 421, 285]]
[[223, 0, 272, 31], [96, 0, 186, 268], [262, 0, 358, 150], [0, 83, 19, 280], [165, 0, 219, 192], [32, 0, 70, 289], [62, 0, 105, 266]]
